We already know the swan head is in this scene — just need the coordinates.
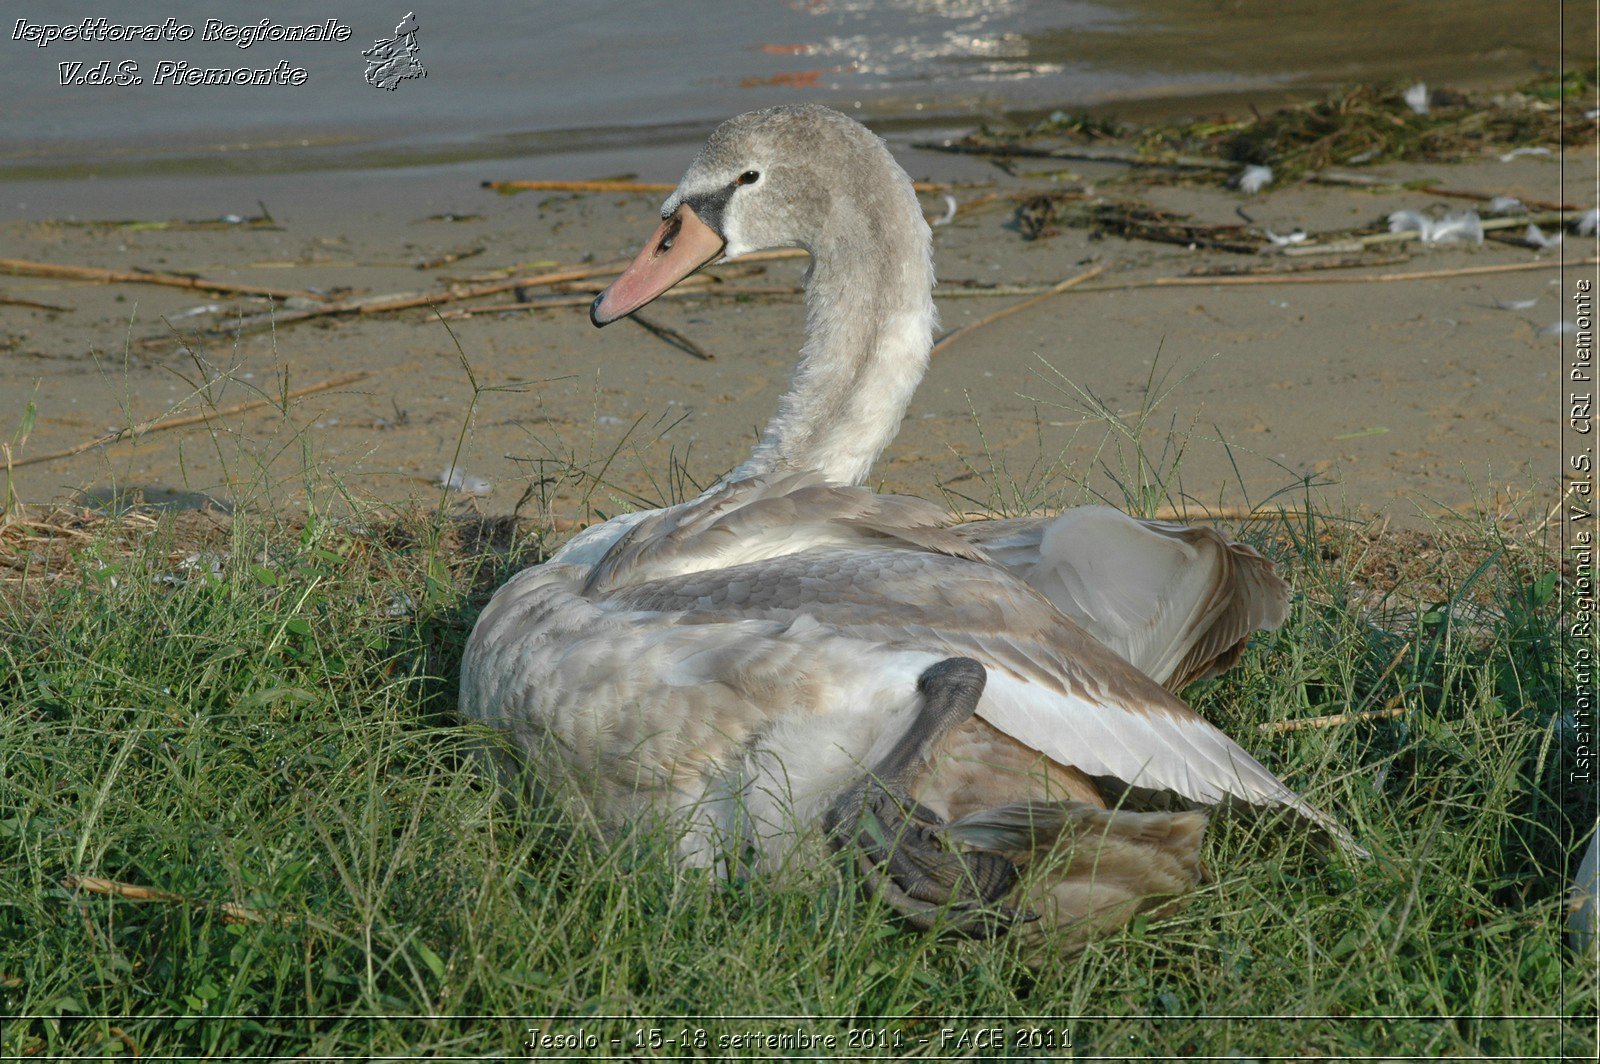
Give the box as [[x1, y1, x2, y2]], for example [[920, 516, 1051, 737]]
[[592, 104, 922, 326]]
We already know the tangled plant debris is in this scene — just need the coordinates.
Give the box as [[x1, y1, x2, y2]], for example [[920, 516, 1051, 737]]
[[938, 73, 1595, 185]]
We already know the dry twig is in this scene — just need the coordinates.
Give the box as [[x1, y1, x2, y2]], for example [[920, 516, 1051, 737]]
[[445, 283, 803, 316], [414, 246, 485, 270], [1147, 504, 1320, 521], [484, 179, 676, 194], [1075, 256, 1597, 295], [630, 312, 715, 360], [1184, 254, 1410, 277], [0, 257, 327, 303], [1259, 705, 1407, 734], [1260, 640, 1413, 734], [930, 265, 1106, 357], [914, 138, 1234, 173], [484, 179, 964, 194], [1309, 171, 1581, 212], [63, 874, 323, 929], [177, 248, 812, 339], [207, 260, 633, 335], [0, 294, 73, 312], [1282, 209, 1576, 256], [11, 371, 370, 469]]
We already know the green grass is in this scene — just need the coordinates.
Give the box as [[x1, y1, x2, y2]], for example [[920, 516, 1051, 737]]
[[0, 480, 1594, 1058]]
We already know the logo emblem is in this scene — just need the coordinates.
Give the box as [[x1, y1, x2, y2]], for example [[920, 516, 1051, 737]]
[[363, 12, 425, 90]]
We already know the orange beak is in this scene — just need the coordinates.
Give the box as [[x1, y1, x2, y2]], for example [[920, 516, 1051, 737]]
[[590, 204, 726, 326]]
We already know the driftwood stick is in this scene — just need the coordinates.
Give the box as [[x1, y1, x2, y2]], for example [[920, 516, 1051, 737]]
[[445, 254, 1585, 322], [485, 179, 676, 194], [1175, 256, 1597, 286], [913, 139, 1235, 173], [65, 875, 185, 902], [448, 250, 1559, 329], [413, 246, 484, 270], [545, 272, 720, 296], [484, 179, 962, 195], [441, 255, 777, 286], [1146, 504, 1318, 521], [0, 257, 327, 303], [198, 249, 812, 337], [357, 261, 638, 311], [54, 218, 279, 233], [1259, 705, 1406, 734], [0, 294, 74, 312], [444, 284, 805, 316], [722, 248, 809, 265], [930, 265, 1106, 357], [1310, 171, 1581, 212], [64, 875, 308, 928], [1074, 256, 1598, 295], [1260, 638, 1414, 734], [215, 260, 632, 333], [11, 371, 371, 469], [1185, 254, 1411, 276], [1282, 210, 1576, 257], [955, 503, 1320, 524], [630, 312, 714, 361], [1413, 186, 1580, 213], [936, 284, 1086, 298]]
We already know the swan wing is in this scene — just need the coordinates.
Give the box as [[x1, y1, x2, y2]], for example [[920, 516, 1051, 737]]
[[951, 507, 1290, 691], [587, 470, 986, 593]]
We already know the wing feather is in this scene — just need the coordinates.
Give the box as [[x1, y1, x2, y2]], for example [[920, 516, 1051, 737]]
[[588, 471, 985, 594], [952, 507, 1290, 691]]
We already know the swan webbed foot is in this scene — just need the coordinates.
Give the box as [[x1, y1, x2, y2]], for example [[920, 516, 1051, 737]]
[[825, 656, 1033, 936], [828, 781, 1031, 935]]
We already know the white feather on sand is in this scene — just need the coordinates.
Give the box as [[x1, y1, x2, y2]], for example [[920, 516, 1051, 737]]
[[1524, 224, 1563, 249], [438, 465, 493, 496], [1498, 146, 1552, 162], [1237, 165, 1273, 195], [1387, 209, 1483, 245]]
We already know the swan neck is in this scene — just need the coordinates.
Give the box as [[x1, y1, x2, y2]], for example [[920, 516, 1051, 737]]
[[728, 228, 935, 487]]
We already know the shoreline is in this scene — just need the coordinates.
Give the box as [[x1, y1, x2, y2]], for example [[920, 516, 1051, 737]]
[[0, 98, 1586, 532]]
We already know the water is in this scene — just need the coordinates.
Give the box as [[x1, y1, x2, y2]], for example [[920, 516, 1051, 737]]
[[0, 0, 1572, 181], [2, 0, 1115, 177]]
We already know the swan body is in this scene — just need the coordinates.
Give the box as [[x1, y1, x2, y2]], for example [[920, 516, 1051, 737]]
[[461, 105, 1357, 942]]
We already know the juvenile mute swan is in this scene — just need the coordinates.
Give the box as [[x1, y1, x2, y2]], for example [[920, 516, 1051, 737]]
[[461, 105, 1361, 942]]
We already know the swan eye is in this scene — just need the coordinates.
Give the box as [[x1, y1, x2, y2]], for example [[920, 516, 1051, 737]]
[[657, 212, 682, 253], [736, 170, 761, 186]]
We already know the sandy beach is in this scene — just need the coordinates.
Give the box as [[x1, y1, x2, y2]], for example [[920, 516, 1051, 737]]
[[2, 2, 1589, 532], [0, 140, 1583, 530]]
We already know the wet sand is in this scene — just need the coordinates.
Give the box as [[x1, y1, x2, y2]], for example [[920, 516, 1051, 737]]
[[0, 143, 1582, 529]]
